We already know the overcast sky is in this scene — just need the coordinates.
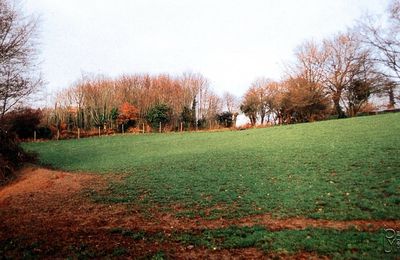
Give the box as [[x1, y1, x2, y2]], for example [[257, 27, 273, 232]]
[[25, 0, 387, 104]]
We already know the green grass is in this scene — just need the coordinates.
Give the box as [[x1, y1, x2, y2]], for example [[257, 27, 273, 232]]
[[23, 113, 400, 220], [106, 226, 398, 259], [175, 226, 396, 260], [2, 227, 396, 259]]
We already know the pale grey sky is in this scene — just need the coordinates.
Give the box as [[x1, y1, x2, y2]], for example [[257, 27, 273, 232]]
[[25, 0, 387, 103]]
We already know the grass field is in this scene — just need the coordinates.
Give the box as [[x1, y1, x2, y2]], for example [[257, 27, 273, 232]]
[[18, 113, 400, 258], [25, 113, 400, 220]]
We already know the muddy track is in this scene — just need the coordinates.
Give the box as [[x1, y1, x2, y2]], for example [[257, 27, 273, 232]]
[[0, 166, 398, 258]]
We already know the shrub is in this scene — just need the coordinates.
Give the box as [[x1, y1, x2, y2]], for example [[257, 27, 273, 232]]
[[146, 104, 171, 132], [197, 118, 207, 129], [0, 129, 36, 185], [36, 126, 53, 139], [117, 102, 139, 132], [216, 111, 234, 128], [4, 108, 42, 139], [180, 106, 195, 129]]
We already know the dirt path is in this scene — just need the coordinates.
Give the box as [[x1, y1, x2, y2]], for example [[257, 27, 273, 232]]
[[0, 166, 398, 258]]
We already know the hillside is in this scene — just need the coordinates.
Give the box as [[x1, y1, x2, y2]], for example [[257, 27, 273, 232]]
[[23, 113, 400, 221]]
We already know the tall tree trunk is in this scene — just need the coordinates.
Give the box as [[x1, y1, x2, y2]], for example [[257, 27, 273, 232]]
[[1, 93, 9, 123], [260, 110, 265, 125], [250, 114, 256, 126], [388, 87, 396, 109], [332, 91, 346, 118]]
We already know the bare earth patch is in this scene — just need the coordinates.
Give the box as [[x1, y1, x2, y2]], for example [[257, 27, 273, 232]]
[[0, 166, 398, 258]]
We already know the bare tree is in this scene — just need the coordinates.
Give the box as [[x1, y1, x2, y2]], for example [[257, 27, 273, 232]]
[[243, 78, 281, 125], [240, 87, 258, 126], [283, 76, 330, 122], [251, 78, 271, 125], [323, 33, 381, 117], [191, 73, 210, 126], [359, 0, 400, 106], [294, 33, 377, 118], [222, 91, 238, 113], [0, 0, 42, 122], [292, 40, 327, 85]]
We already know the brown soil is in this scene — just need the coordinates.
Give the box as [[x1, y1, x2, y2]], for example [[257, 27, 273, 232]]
[[0, 166, 398, 259]]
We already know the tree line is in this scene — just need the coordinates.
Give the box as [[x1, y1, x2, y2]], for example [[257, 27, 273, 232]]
[[1, 0, 400, 141], [44, 0, 400, 133], [0, 0, 39, 182], [41, 72, 234, 136], [241, 1, 400, 125]]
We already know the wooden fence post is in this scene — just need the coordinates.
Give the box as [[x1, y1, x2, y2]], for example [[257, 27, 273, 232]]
[[122, 124, 124, 134], [180, 122, 183, 132], [57, 129, 60, 140], [34, 130, 36, 142], [78, 128, 80, 139], [142, 123, 145, 134], [98, 126, 101, 137], [159, 122, 162, 133]]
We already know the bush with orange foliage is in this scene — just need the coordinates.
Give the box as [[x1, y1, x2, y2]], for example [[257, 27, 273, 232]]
[[117, 102, 139, 125]]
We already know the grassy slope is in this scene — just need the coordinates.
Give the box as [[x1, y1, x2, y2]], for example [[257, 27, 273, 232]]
[[24, 113, 400, 220], [109, 226, 393, 260], [175, 227, 391, 260]]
